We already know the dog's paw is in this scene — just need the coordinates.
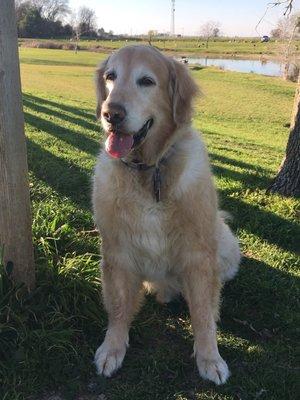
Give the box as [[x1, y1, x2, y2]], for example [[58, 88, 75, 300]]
[[94, 341, 127, 377], [196, 356, 230, 385]]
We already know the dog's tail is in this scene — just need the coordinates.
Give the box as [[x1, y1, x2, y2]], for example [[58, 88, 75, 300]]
[[217, 211, 241, 283], [218, 210, 233, 223]]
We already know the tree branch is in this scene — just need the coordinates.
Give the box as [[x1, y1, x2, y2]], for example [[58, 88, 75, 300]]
[[256, 0, 295, 33], [268, 0, 294, 16]]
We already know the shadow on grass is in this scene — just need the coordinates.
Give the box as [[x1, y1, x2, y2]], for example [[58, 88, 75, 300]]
[[2, 254, 297, 400], [209, 153, 298, 254], [210, 152, 273, 174], [23, 93, 96, 119], [25, 111, 100, 157], [0, 259, 104, 400], [221, 257, 299, 340], [203, 128, 283, 153], [23, 94, 99, 133], [27, 139, 92, 210], [91, 255, 298, 400], [218, 189, 299, 254], [212, 163, 270, 189]]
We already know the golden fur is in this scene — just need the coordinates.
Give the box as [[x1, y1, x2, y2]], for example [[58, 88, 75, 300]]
[[92, 45, 241, 385]]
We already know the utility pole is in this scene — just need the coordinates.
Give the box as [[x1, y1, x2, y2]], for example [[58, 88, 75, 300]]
[[171, 0, 175, 36], [0, 0, 35, 290]]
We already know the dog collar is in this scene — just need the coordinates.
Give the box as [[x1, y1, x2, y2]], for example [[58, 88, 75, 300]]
[[121, 159, 155, 171], [121, 158, 165, 202]]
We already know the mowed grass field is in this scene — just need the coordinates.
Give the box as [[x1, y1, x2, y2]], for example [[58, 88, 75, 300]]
[[0, 47, 299, 400], [19, 37, 298, 58]]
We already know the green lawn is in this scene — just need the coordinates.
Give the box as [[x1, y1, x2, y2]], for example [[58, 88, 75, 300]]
[[19, 37, 299, 58], [0, 48, 299, 400]]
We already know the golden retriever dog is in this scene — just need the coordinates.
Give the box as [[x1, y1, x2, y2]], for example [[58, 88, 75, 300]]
[[92, 45, 241, 385]]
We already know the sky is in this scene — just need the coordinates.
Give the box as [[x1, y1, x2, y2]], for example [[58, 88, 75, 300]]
[[69, 0, 300, 37]]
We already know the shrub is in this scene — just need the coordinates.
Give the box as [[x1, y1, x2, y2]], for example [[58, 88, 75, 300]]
[[20, 40, 64, 49], [62, 43, 79, 50]]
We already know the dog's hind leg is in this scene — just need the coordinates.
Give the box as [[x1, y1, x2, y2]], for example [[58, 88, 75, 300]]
[[217, 218, 241, 283], [94, 260, 144, 377]]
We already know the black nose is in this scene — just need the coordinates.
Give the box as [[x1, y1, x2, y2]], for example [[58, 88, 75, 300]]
[[102, 102, 126, 125]]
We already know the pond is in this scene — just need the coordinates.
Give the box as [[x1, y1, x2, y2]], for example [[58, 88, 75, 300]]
[[179, 57, 283, 77]]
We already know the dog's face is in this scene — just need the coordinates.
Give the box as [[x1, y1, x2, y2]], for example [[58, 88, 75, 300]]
[[95, 45, 198, 160]]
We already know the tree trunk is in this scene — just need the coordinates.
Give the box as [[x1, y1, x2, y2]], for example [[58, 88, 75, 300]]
[[0, 0, 35, 289], [267, 80, 300, 197]]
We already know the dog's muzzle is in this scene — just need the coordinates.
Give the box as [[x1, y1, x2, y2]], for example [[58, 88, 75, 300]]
[[104, 118, 153, 159]]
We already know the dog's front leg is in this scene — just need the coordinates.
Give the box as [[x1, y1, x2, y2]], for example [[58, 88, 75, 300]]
[[182, 255, 230, 385], [94, 260, 143, 377]]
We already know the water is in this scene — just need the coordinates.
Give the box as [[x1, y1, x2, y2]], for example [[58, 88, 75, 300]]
[[179, 57, 283, 77]]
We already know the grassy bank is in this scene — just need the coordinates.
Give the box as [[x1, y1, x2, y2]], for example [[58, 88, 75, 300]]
[[0, 48, 299, 400], [19, 37, 298, 59]]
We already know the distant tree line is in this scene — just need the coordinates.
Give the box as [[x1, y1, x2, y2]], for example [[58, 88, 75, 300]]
[[15, 0, 112, 39]]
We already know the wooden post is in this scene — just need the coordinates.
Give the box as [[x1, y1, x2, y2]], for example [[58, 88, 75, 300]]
[[0, 0, 35, 289]]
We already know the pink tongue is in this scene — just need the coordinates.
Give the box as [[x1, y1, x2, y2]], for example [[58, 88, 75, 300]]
[[105, 132, 134, 158]]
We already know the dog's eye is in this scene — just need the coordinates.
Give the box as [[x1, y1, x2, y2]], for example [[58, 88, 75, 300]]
[[105, 71, 116, 81], [137, 76, 156, 87]]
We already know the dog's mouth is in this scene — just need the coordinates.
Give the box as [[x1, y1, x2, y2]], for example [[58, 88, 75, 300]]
[[105, 118, 153, 159]]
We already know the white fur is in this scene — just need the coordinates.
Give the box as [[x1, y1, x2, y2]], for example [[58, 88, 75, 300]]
[[196, 355, 230, 385], [173, 130, 209, 197], [217, 217, 241, 282], [94, 330, 128, 377]]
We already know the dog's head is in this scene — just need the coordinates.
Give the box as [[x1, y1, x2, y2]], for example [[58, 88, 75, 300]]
[[95, 45, 199, 161]]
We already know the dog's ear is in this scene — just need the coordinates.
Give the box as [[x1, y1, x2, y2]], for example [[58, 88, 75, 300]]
[[169, 60, 199, 126], [95, 57, 109, 119]]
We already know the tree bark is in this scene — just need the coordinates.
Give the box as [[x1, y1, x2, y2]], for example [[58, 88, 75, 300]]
[[0, 0, 35, 289], [267, 79, 300, 197]]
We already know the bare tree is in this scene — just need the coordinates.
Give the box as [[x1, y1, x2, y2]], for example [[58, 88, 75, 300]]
[[15, 0, 32, 24], [31, 0, 70, 21], [70, 7, 97, 53], [199, 21, 221, 48], [264, 0, 300, 196], [282, 15, 300, 80], [78, 6, 97, 35], [271, 13, 300, 38]]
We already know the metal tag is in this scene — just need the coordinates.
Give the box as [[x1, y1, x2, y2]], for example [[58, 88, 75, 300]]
[[153, 167, 161, 202]]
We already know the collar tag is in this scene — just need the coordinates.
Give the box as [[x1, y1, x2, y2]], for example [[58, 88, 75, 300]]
[[153, 167, 161, 202], [121, 157, 166, 203]]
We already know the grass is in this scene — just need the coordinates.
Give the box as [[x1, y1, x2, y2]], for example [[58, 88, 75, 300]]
[[19, 37, 299, 59], [0, 47, 299, 400]]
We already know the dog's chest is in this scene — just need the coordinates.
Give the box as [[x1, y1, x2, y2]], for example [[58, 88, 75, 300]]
[[118, 196, 170, 278], [94, 164, 171, 278], [130, 202, 166, 254]]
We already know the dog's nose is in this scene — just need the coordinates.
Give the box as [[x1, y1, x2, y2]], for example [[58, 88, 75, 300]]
[[102, 103, 126, 125]]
